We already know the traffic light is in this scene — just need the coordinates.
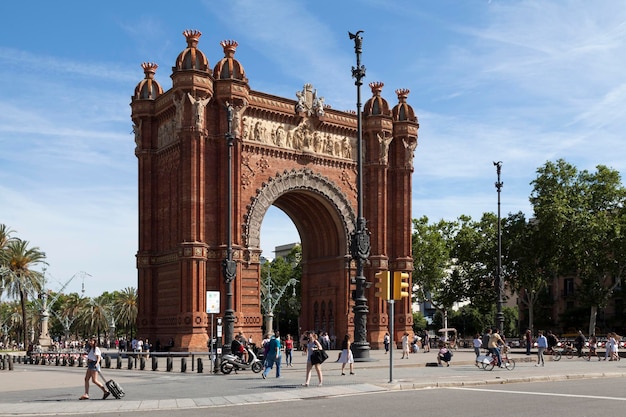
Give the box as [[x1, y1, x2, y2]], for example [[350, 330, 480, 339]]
[[392, 271, 410, 300], [374, 271, 390, 300]]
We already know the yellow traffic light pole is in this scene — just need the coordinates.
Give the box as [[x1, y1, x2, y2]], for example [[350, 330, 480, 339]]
[[388, 271, 410, 383]]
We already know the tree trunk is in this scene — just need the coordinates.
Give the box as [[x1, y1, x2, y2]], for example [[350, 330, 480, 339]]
[[527, 302, 534, 333], [19, 285, 28, 349], [588, 306, 598, 336]]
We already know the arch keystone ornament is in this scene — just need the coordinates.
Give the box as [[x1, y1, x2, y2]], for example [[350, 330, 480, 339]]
[[131, 30, 418, 352]]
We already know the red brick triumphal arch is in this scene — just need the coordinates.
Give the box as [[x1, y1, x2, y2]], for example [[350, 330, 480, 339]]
[[130, 30, 419, 351]]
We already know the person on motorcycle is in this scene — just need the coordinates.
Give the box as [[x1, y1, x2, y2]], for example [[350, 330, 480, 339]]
[[231, 333, 248, 364]]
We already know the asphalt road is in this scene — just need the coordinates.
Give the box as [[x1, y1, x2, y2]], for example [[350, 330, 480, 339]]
[[76, 377, 626, 417]]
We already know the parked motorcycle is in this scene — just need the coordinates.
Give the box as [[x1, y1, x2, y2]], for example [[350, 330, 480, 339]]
[[220, 346, 263, 374]]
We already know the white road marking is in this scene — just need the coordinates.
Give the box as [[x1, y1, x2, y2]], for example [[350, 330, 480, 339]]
[[446, 386, 626, 401]]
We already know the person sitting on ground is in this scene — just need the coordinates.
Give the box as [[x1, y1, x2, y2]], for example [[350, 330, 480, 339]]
[[437, 342, 452, 367]]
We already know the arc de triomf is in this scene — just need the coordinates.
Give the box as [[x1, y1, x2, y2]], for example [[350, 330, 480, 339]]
[[130, 30, 419, 351]]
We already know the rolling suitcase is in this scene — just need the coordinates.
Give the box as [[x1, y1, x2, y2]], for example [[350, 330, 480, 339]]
[[98, 370, 125, 399]]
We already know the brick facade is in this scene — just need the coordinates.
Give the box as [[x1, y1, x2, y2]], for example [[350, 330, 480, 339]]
[[130, 31, 419, 351]]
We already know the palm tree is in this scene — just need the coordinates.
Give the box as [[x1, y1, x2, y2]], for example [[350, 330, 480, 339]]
[[114, 287, 138, 339], [80, 296, 111, 341], [53, 292, 87, 341], [2, 239, 46, 348], [0, 223, 17, 295]]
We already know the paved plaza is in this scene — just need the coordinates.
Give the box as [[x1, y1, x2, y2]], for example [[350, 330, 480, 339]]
[[1, 348, 625, 415]]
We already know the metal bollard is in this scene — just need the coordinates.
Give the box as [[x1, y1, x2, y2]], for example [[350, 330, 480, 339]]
[[55, 356, 60, 366], [180, 357, 187, 373], [116, 356, 122, 369], [104, 355, 111, 368], [78, 356, 84, 367], [8, 356, 13, 371], [1, 355, 6, 370], [140, 357, 146, 370], [152, 356, 158, 371], [127, 357, 133, 369], [197, 358, 203, 373], [166, 356, 173, 372], [62, 356, 67, 366]]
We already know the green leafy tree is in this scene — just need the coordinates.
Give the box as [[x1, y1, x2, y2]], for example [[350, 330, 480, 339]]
[[531, 159, 626, 335], [452, 214, 500, 319], [504, 212, 549, 333], [411, 311, 427, 333], [412, 216, 462, 326]]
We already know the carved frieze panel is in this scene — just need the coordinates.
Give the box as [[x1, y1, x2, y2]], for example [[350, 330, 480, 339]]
[[241, 115, 355, 160], [157, 118, 177, 149]]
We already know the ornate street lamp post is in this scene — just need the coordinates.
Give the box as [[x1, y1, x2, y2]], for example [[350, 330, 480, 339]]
[[349, 30, 371, 360], [222, 102, 237, 353], [260, 260, 298, 336], [494, 161, 504, 333]]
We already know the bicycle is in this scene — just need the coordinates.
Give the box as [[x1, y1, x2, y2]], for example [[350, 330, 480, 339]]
[[545, 346, 562, 361], [481, 347, 515, 371]]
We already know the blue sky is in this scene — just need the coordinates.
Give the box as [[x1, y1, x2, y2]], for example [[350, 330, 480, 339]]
[[1, 0, 625, 296]]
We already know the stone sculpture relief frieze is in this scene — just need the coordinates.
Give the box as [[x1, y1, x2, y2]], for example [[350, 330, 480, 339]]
[[241, 115, 355, 160], [158, 118, 176, 148]]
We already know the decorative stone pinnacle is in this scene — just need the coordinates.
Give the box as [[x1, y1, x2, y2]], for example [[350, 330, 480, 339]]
[[395, 88, 410, 101], [141, 62, 158, 79], [369, 81, 384, 95], [220, 40, 238, 57], [183, 29, 202, 47]]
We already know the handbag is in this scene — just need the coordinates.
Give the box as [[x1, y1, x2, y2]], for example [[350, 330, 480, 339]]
[[310, 349, 328, 365]]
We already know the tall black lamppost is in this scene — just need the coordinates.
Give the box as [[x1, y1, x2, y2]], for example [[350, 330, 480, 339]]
[[222, 102, 237, 352], [349, 30, 371, 360], [494, 161, 504, 333]]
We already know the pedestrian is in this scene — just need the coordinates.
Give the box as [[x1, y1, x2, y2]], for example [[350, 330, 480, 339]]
[[79, 337, 110, 400], [482, 328, 492, 354], [536, 330, 547, 367], [588, 334, 598, 360], [302, 332, 323, 387], [262, 331, 281, 379], [606, 332, 620, 361], [574, 330, 586, 357], [612, 333, 621, 361], [284, 334, 294, 367], [472, 333, 482, 360], [401, 332, 410, 359], [300, 332, 309, 355], [422, 331, 430, 353], [383, 332, 390, 354], [338, 334, 354, 375], [525, 329, 532, 355]]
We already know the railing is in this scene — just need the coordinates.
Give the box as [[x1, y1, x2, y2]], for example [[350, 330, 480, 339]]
[[10, 350, 220, 373]]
